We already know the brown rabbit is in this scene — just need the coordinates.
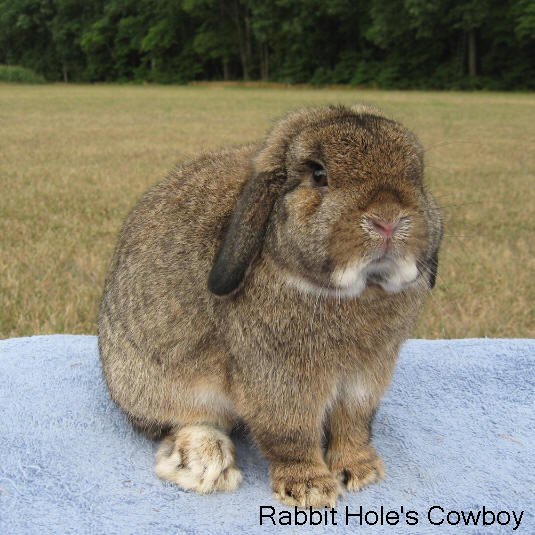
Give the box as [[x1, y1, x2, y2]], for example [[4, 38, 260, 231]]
[[98, 104, 442, 508]]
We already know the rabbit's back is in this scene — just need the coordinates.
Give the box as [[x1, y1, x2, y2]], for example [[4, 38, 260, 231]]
[[98, 145, 256, 422]]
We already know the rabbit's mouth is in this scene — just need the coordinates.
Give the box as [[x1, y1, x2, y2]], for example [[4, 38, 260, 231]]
[[330, 255, 420, 297], [367, 271, 387, 285], [284, 255, 420, 299]]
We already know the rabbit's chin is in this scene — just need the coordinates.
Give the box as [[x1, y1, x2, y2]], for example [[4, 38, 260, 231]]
[[285, 255, 420, 299]]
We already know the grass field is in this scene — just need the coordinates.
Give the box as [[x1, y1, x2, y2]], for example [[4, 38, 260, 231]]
[[1, 83, 534, 339]]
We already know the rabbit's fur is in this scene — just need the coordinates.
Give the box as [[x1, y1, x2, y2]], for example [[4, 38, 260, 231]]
[[98, 105, 442, 507]]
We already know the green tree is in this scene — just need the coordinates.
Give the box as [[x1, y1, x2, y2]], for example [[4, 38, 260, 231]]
[[0, 0, 59, 79], [50, 0, 103, 81], [182, 0, 239, 80], [0, 0, 533, 88]]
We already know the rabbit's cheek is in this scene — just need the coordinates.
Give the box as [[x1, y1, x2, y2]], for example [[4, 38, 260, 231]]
[[330, 261, 369, 296], [372, 256, 419, 293]]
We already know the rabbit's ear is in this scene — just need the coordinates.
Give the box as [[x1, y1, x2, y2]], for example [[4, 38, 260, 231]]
[[208, 170, 285, 296], [208, 106, 324, 296], [426, 248, 439, 289]]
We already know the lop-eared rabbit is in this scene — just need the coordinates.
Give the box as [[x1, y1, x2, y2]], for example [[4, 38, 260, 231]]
[[98, 105, 442, 507]]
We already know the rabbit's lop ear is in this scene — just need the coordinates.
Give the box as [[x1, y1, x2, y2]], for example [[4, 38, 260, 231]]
[[424, 197, 443, 290], [208, 107, 325, 296], [426, 248, 439, 289], [208, 170, 285, 296]]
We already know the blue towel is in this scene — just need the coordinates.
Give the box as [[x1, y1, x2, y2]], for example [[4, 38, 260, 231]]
[[0, 335, 533, 534]]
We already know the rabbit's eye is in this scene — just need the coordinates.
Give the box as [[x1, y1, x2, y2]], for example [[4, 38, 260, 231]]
[[311, 165, 328, 188]]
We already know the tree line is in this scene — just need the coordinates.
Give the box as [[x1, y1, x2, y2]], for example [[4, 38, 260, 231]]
[[1, 0, 534, 89]]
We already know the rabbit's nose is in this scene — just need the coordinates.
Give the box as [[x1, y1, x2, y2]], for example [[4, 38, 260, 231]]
[[367, 217, 399, 239]]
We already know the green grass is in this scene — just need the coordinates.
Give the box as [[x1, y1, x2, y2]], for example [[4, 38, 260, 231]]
[[0, 65, 46, 84], [1, 83, 534, 339]]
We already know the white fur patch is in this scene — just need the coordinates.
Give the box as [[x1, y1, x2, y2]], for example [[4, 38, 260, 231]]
[[155, 425, 242, 493], [191, 386, 235, 416], [286, 273, 367, 299], [332, 255, 419, 295], [342, 376, 372, 406], [284, 254, 419, 299], [377, 256, 419, 293], [331, 262, 368, 297]]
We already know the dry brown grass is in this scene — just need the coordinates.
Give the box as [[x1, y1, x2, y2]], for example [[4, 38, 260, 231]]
[[1, 83, 534, 339]]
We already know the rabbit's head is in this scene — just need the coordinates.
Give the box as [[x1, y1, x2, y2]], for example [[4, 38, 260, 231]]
[[209, 105, 442, 298]]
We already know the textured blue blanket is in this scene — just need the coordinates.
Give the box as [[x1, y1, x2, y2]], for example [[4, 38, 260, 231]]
[[0, 335, 533, 534]]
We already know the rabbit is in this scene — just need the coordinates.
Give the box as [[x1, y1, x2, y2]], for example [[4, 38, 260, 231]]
[[98, 104, 443, 508]]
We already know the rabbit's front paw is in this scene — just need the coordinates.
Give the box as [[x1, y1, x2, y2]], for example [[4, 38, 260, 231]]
[[155, 424, 242, 493], [271, 462, 341, 508], [326, 444, 384, 491]]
